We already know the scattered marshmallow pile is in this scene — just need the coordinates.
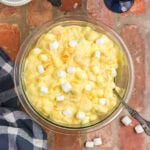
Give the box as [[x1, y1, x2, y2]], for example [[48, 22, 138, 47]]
[[121, 115, 144, 134], [85, 116, 144, 148], [85, 116, 144, 149], [85, 137, 102, 148]]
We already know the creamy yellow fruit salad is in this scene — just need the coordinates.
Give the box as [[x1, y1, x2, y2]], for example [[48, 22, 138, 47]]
[[23, 25, 121, 126]]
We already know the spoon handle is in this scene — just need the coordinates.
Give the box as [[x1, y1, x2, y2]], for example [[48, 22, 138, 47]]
[[113, 89, 150, 135]]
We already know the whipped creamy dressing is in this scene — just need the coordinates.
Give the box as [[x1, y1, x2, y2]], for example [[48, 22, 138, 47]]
[[23, 25, 121, 125]]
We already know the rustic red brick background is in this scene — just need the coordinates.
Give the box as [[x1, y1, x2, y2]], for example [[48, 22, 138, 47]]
[[87, 0, 112, 27], [55, 133, 82, 150], [0, 4, 20, 19], [120, 25, 145, 111], [0, 0, 148, 149], [129, 0, 146, 15], [0, 23, 20, 61], [119, 117, 144, 150], [26, 0, 52, 27], [59, 0, 81, 11]]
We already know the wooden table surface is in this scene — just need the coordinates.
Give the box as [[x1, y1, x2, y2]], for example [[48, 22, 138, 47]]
[[0, 0, 150, 149]]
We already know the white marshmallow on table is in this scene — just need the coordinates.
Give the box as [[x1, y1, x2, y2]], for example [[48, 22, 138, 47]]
[[96, 38, 105, 45], [49, 41, 59, 50], [134, 124, 144, 134], [85, 84, 92, 91], [85, 141, 94, 148], [67, 66, 76, 74], [121, 116, 132, 126], [37, 65, 44, 73], [94, 51, 101, 58], [61, 83, 72, 93], [56, 95, 64, 101], [57, 70, 66, 78], [40, 86, 48, 94], [93, 137, 102, 146], [76, 112, 85, 120], [99, 98, 106, 105], [69, 40, 78, 47], [63, 109, 72, 116]]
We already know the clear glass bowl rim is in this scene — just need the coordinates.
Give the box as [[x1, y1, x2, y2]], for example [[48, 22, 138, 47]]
[[14, 15, 134, 134]]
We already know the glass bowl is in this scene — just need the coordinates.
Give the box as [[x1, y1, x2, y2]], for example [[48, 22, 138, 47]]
[[14, 16, 134, 134]]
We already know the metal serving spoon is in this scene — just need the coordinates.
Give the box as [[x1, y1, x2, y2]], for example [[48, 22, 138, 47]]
[[113, 89, 150, 135]]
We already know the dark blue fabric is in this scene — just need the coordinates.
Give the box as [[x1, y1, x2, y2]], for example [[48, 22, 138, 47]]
[[0, 48, 10, 62], [0, 119, 10, 126], [0, 74, 14, 92], [0, 48, 47, 150], [0, 134, 9, 150], [16, 136, 33, 150], [0, 47, 18, 109], [1, 97, 18, 109]]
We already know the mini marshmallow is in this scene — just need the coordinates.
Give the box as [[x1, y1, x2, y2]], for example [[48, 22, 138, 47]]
[[121, 116, 132, 126], [85, 85, 92, 91], [135, 124, 144, 134], [56, 95, 64, 101], [37, 65, 44, 73], [49, 41, 59, 50], [85, 141, 94, 148], [63, 109, 72, 116], [79, 72, 87, 79], [33, 48, 41, 54], [99, 98, 106, 105], [94, 51, 101, 58], [57, 70, 66, 78], [96, 38, 105, 45], [69, 40, 77, 47], [40, 86, 48, 94], [67, 66, 76, 74], [76, 112, 85, 120], [61, 83, 72, 93], [93, 137, 102, 146], [112, 68, 117, 77], [92, 66, 100, 74]]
